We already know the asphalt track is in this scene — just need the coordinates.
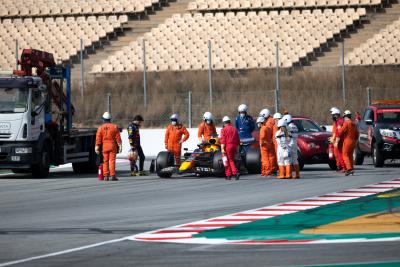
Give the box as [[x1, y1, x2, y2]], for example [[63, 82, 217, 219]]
[[0, 159, 400, 267]]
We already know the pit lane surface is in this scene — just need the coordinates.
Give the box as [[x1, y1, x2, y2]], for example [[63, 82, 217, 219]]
[[0, 159, 399, 267]]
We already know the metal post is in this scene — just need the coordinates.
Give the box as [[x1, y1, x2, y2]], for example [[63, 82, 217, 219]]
[[341, 41, 346, 107], [188, 91, 192, 128], [80, 38, 84, 100], [107, 93, 112, 115], [367, 87, 372, 106], [65, 66, 72, 132], [143, 39, 147, 109], [275, 41, 281, 113], [15, 39, 19, 70], [208, 40, 213, 110]]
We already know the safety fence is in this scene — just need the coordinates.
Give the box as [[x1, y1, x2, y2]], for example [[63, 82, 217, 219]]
[[72, 84, 400, 129]]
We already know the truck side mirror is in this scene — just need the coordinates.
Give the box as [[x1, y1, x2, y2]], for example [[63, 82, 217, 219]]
[[365, 119, 373, 125]]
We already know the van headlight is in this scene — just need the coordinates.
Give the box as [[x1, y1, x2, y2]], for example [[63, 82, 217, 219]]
[[15, 147, 32, 154], [379, 129, 396, 138]]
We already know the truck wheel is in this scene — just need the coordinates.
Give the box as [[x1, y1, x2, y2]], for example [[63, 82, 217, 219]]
[[372, 143, 384, 168], [212, 151, 225, 177], [72, 151, 97, 174], [245, 147, 261, 174], [354, 144, 364, 165], [156, 151, 174, 178], [32, 146, 50, 178], [328, 160, 337, 170]]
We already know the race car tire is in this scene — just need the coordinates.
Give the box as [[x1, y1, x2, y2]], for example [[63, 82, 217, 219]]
[[245, 147, 261, 174], [156, 151, 174, 178], [212, 151, 225, 177]]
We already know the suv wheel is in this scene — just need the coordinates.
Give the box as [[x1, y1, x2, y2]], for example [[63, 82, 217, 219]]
[[354, 144, 364, 165], [372, 143, 384, 168]]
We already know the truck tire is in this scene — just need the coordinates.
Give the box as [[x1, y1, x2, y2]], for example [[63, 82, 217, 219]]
[[32, 145, 50, 178], [372, 142, 384, 168], [354, 144, 364, 165], [72, 150, 98, 174], [245, 147, 261, 174], [156, 151, 174, 178], [212, 151, 225, 177]]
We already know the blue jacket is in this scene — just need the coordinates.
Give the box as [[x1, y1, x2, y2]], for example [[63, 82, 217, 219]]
[[235, 115, 255, 140]]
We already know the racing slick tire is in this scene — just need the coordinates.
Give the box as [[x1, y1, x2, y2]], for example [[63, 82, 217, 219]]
[[354, 144, 365, 165], [245, 147, 261, 174], [156, 151, 174, 178], [212, 151, 225, 177]]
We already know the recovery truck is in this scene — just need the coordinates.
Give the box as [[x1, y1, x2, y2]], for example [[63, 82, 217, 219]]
[[0, 49, 97, 177]]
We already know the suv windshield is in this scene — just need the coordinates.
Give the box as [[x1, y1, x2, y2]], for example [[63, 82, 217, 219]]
[[0, 88, 29, 113], [377, 111, 400, 124], [292, 119, 322, 133]]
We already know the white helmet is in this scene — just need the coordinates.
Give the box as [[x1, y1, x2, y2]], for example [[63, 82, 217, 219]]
[[222, 116, 231, 123], [277, 119, 287, 128], [203, 111, 213, 121], [102, 112, 111, 120], [330, 107, 341, 115], [238, 104, 248, 113], [273, 113, 282, 119], [282, 114, 292, 123], [256, 116, 266, 124], [344, 110, 352, 116], [259, 108, 270, 118], [170, 113, 179, 121]]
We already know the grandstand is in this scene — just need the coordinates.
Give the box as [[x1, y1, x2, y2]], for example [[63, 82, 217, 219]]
[[0, 0, 399, 75]]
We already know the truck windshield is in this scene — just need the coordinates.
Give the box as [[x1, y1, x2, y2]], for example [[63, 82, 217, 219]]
[[377, 111, 400, 124], [0, 88, 29, 113]]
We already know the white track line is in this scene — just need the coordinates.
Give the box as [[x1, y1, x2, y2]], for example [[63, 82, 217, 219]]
[[0, 237, 128, 267]]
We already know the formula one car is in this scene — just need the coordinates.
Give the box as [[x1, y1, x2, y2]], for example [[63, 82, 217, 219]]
[[155, 137, 260, 178]]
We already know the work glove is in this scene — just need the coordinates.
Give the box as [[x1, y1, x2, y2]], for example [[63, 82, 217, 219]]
[[95, 146, 100, 154], [118, 144, 122, 154]]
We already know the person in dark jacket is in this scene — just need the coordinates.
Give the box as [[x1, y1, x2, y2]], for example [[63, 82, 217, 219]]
[[128, 115, 145, 176], [235, 104, 255, 140]]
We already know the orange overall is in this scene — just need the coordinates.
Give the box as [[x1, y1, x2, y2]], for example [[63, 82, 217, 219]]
[[339, 119, 359, 171], [332, 118, 345, 170], [267, 117, 279, 173], [260, 117, 277, 176], [96, 123, 122, 177], [198, 122, 217, 142], [165, 124, 190, 164]]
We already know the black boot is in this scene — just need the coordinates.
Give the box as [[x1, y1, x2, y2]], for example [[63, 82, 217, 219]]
[[110, 176, 119, 181], [235, 173, 240, 180], [104, 175, 109, 181]]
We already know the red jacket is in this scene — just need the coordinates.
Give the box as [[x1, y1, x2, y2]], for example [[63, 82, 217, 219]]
[[220, 124, 240, 147]]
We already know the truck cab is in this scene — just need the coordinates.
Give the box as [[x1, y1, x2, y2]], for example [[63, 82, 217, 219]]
[[0, 49, 97, 177], [355, 101, 400, 167]]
